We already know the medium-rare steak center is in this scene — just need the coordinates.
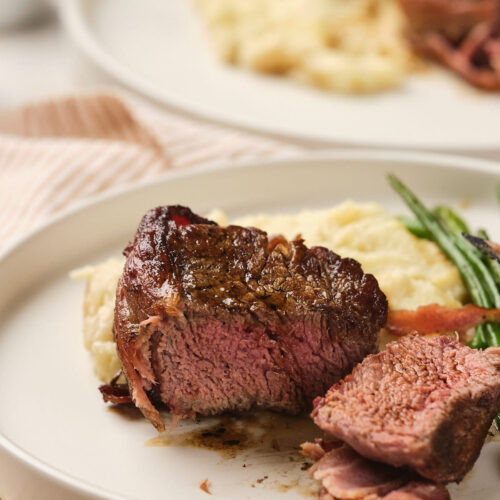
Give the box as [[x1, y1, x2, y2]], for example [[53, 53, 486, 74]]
[[312, 335, 500, 484], [114, 206, 388, 431]]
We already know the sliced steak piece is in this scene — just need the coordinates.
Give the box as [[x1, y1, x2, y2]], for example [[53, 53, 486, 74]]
[[381, 481, 451, 500], [312, 335, 500, 483], [306, 441, 408, 498], [114, 205, 388, 431], [301, 440, 450, 500]]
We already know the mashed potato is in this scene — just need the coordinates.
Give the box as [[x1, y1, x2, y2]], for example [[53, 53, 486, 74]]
[[192, 0, 415, 92], [73, 202, 465, 382], [70, 259, 124, 383]]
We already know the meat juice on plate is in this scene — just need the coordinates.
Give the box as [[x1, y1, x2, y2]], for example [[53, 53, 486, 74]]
[[146, 411, 320, 495]]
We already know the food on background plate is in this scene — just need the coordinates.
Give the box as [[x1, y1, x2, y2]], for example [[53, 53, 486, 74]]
[[192, 0, 415, 93], [310, 336, 500, 485], [110, 205, 387, 431], [398, 0, 500, 89], [192, 0, 500, 92]]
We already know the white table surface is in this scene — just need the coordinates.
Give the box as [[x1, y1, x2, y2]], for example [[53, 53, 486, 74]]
[[0, 9, 114, 107]]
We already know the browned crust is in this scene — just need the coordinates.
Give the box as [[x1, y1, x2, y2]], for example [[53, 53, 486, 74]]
[[113, 206, 387, 431]]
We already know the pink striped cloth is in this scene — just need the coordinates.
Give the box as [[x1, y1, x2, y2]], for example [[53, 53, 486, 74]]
[[0, 89, 301, 247]]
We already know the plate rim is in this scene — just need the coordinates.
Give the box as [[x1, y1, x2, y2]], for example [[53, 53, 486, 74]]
[[58, 0, 500, 152], [1, 148, 499, 499], [2, 147, 500, 259]]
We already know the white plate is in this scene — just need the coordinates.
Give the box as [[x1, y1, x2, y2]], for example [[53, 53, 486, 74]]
[[59, 0, 500, 152], [0, 151, 499, 500]]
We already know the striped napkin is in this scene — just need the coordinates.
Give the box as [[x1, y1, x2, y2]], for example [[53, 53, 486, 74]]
[[0, 89, 301, 248]]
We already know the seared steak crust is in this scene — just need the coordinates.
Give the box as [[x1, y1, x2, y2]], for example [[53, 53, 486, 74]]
[[312, 335, 500, 483], [114, 206, 387, 431]]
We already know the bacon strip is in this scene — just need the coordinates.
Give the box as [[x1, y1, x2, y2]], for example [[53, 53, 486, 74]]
[[386, 303, 500, 336], [99, 383, 133, 404], [98, 370, 133, 404]]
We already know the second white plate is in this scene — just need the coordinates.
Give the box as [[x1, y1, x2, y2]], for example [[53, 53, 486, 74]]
[[60, 0, 500, 151]]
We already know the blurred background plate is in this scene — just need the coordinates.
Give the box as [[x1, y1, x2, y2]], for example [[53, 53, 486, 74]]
[[0, 150, 499, 499], [60, 0, 500, 152]]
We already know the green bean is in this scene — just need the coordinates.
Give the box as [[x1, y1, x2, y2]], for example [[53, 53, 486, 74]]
[[477, 228, 491, 241], [451, 233, 500, 346], [478, 229, 500, 286], [397, 215, 431, 239], [434, 206, 470, 235], [434, 206, 493, 349], [454, 235, 500, 306], [475, 225, 500, 426], [434, 207, 490, 345], [388, 175, 490, 304], [469, 328, 487, 349], [387, 174, 500, 347]]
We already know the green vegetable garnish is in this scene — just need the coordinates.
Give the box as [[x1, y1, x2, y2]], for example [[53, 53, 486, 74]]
[[397, 215, 430, 239], [388, 174, 500, 347]]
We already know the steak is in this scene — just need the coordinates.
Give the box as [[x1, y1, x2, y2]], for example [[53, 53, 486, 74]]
[[312, 335, 500, 483], [113, 205, 388, 431], [301, 439, 450, 500]]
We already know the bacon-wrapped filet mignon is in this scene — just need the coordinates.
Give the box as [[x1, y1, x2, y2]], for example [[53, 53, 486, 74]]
[[112, 206, 388, 431]]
